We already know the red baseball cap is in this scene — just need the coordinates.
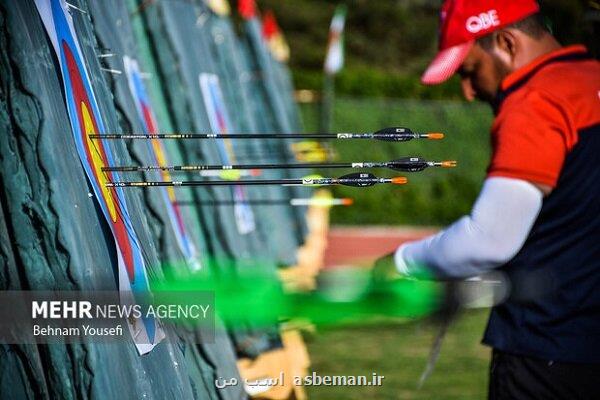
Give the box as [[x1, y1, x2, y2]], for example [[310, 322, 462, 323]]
[[421, 0, 540, 85]]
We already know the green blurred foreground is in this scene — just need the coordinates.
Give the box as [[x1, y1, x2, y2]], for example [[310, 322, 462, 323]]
[[306, 310, 490, 400], [300, 97, 493, 226], [153, 262, 489, 399], [151, 265, 441, 328]]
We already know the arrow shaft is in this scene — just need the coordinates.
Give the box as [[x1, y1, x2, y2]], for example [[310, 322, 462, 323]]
[[108, 179, 304, 187], [105, 177, 398, 188], [92, 133, 338, 140], [101, 159, 456, 173], [89, 133, 426, 141], [89, 127, 444, 142], [103, 162, 359, 172]]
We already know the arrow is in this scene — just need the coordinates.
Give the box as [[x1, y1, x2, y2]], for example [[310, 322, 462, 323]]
[[105, 172, 408, 188], [175, 197, 354, 207], [102, 157, 456, 173], [89, 127, 444, 142]]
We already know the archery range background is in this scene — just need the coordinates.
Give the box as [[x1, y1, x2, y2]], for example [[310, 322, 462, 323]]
[[269, 0, 598, 226], [1, 0, 310, 398], [1, 1, 598, 399]]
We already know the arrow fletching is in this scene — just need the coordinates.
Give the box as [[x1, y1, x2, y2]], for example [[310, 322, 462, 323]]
[[372, 127, 414, 142], [388, 157, 457, 172], [339, 173, 378, 187], [389, 157, 430, 172]]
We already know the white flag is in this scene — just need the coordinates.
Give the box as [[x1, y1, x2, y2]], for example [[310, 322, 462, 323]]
[[324, 5, 347, 75]]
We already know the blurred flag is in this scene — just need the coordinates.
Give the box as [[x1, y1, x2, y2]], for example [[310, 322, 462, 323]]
[[324, 5, 347, 75], [204, 0, 230, 16], [237, 0, 256, 20], [262, 10, 290, 63]]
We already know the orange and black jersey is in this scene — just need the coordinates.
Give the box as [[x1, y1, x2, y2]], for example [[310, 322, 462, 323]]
[[483, 45, 600, 363]]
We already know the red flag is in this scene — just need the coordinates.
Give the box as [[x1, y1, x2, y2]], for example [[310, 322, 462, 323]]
[[261, 11, 290, 62], [262, 10, 278, 39], [238, 0, 256, 20]]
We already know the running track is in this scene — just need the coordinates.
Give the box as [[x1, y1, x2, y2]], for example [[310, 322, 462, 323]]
[[324, 226, 438, 268]]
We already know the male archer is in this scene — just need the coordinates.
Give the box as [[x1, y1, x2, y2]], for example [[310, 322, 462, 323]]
[[375, 1, 600, 398]]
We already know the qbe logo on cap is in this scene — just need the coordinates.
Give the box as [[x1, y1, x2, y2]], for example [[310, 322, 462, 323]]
[[466, 9, 500, 33]]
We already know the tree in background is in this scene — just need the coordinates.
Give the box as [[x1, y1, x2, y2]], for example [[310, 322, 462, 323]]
[[259, 0, 597, 99]]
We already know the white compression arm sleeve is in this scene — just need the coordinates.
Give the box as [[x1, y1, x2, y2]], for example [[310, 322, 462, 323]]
[[395, 177, 543, 279]]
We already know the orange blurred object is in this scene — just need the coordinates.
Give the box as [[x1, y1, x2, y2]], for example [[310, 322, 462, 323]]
[[391, 177, 408, 185], [427, 132, 445, 140]]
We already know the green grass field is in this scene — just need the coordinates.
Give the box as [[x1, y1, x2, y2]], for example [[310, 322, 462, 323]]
[[300, 98, 493, 226], [300, 98, 492, 399], [305, 310, 490, 399]]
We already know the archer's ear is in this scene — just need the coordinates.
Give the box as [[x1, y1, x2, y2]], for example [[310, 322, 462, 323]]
[[495, 29, 518, 59]]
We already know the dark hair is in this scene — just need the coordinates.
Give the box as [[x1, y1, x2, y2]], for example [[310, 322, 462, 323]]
[[477, 14, 550, 49]]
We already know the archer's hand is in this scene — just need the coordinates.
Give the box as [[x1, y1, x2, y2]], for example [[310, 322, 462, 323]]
[[371, 252, 404, 284]]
